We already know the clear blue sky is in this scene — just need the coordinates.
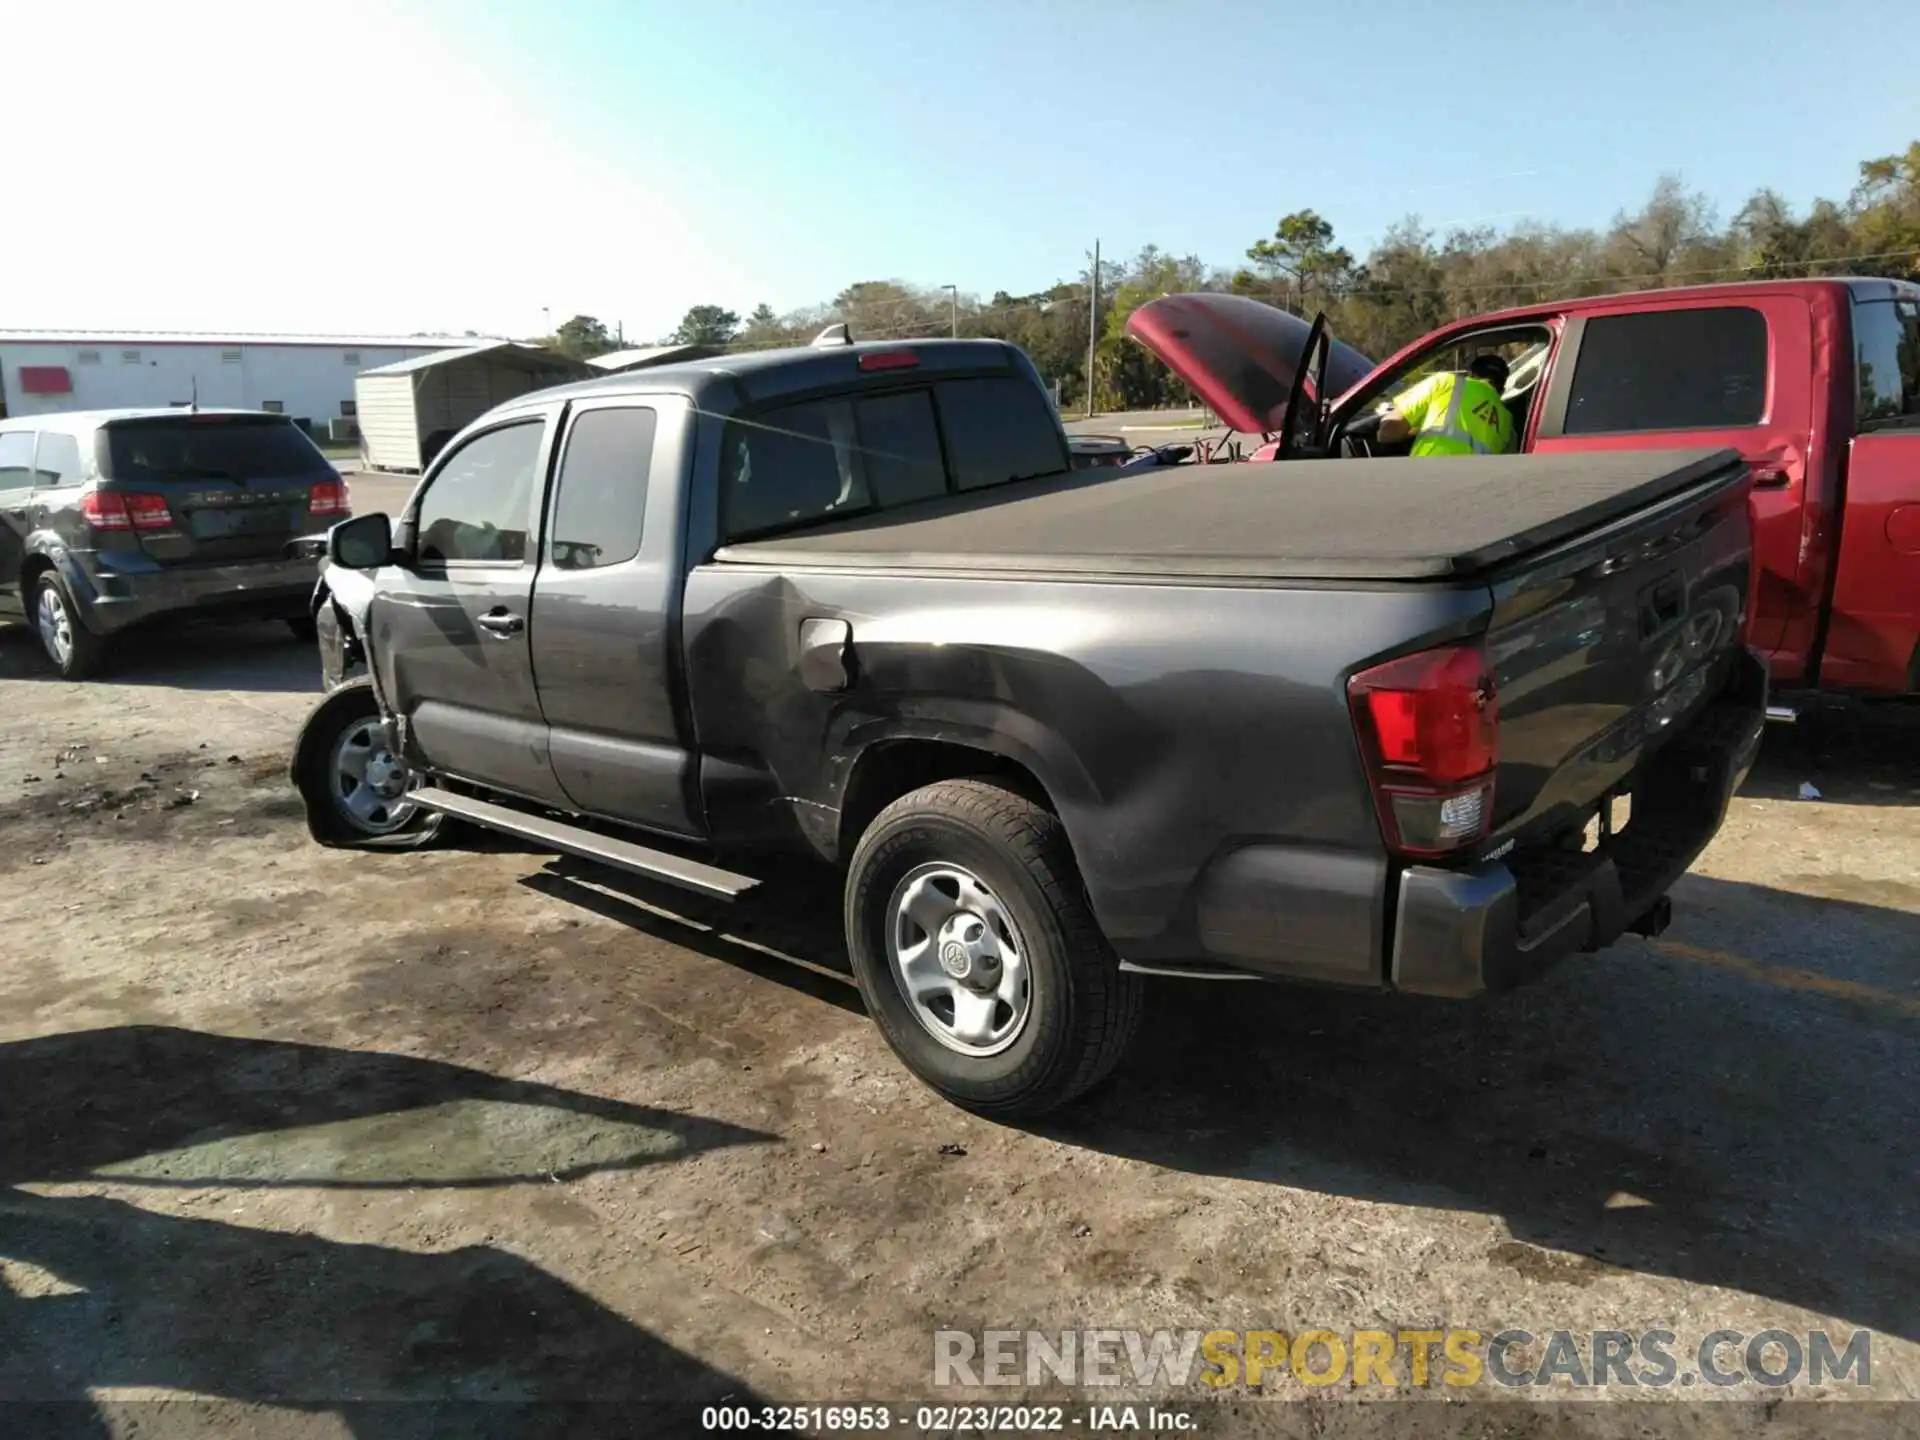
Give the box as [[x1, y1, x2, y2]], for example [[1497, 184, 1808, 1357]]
[[13, 0, 1918, 338], [425, 0, 1917, 333]]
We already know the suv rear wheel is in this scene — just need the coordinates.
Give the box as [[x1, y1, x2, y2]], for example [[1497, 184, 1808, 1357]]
[[844, 779, 1143, 1117], [31, 570, 108, 680]]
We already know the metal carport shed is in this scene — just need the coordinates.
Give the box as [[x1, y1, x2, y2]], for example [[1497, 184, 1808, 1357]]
[[354, 343, 589, 472]]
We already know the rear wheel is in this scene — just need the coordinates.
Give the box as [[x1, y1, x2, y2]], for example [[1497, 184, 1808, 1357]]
[[31, 570, 108, 680], [292, 681, 443, 848], [844, 779, 1142, 1117]]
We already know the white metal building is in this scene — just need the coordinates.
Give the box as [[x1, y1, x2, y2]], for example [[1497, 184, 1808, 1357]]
[[355, 343, 590, 472], [0, 331, 468, 431]]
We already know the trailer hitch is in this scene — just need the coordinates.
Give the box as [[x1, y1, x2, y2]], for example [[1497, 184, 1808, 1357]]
[[1626, 894, 1673, 939]]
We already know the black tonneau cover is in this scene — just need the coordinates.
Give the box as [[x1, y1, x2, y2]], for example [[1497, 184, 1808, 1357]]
[[719, 449, 1746, 582]]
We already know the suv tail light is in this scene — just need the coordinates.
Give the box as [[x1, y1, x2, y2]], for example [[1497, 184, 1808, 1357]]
[[82, 491, 173, 533], [1348, 642, 1498, 858], [857, 350, 919, 372], [309, 479, 349, 516], [81, 491, 131, 531]]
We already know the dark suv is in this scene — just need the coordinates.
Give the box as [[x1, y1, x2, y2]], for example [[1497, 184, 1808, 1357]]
[[0, 409, 344, 677]]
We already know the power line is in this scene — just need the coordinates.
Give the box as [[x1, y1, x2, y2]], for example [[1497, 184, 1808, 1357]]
[[698, 290, 1099, 353], [1350, 246, 1920, 301]]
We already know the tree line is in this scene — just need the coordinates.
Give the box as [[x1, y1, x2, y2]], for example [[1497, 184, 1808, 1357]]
[[541, 141, 1918, 414]]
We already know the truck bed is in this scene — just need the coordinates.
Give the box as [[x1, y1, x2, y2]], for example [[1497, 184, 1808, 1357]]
[[719, 448, 1746, 581]]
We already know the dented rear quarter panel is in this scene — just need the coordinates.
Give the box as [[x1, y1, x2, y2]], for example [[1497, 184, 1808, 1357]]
[[679, 560, 1489, 947]]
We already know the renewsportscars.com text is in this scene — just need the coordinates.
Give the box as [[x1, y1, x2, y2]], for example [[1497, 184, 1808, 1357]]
[[933, 1327, 1874, 1391]]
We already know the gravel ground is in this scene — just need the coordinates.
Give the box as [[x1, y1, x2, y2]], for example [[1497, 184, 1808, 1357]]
[[0, 617, 1915, 1438]]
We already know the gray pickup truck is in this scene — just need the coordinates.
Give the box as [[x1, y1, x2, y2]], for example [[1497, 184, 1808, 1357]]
[[291, 333, 1766, 1116]]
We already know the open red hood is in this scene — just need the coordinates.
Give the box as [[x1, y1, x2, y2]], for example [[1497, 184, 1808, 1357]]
[[1125, 292, 1376, 436]]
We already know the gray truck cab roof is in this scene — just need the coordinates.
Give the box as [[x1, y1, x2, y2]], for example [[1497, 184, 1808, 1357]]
[[486, 337, 1037, 422]]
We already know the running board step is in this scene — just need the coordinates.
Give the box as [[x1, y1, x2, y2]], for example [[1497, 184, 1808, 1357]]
[[407, 788, 758, 900], [1118, 960, 1266, 981]]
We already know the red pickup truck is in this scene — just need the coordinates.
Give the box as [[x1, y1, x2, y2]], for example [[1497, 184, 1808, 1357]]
[[1130, 277, 1920, 700]]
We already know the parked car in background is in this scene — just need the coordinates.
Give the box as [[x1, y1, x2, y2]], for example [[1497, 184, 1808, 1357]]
[[292, 333, 1764, 1117], [0, 408, 344, 677], [1129, 277, 1920, 702]]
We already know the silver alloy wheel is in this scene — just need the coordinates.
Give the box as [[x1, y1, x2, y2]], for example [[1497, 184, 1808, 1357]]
[[886, 862, 1032, 1057], [329, 717, 417, 835], [35, 582, 74, 668]]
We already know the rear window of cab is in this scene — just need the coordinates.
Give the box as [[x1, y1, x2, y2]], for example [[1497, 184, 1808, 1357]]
[[720, 375, 1068, 540]]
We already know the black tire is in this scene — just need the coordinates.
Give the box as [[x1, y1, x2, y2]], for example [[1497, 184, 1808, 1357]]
[[291, 680, 444, 849], [286, 614, 319, 644], [844, 779, 1143, 1117], [29, 569, 109, 680]]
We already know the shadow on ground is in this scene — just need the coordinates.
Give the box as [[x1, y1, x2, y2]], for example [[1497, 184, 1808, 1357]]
[[1739, 699, 1920, 806], [0, 618, 319, 694], [511, 824, 1920, 1347], [1042, 873, 1919, 1343], [0, 1027, 776, 1434]]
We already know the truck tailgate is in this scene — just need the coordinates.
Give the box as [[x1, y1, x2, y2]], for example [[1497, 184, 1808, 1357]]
[[1479, 453, 1755, 854]]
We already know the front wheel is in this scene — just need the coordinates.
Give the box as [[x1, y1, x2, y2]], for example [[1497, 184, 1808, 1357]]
[[291, 680, 443, 849], [844, 779, 1143, 1117]]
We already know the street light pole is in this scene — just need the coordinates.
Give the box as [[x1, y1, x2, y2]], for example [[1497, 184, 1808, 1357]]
[[1085, 239, 1100, 420], [941, 284, 958, 338]]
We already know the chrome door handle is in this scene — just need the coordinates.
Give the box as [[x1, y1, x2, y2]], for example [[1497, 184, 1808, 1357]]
[[476, 609, 524, 637]]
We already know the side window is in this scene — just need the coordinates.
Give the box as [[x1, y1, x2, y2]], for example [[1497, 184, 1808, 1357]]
[[933, 376, 1069, 490], [414, 421, 544, 565], [721, 398, 870, 540], [33, 432, 83, 486], [1853, 298, 1920, 433], [1563, 307, 1769, 434], [0, 431, 35, 487], [547, 407, 657, 571]]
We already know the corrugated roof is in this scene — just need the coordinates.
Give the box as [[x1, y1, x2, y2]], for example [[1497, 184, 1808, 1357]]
[[356, 342, 585, 377], [0, 330, 480, 349]]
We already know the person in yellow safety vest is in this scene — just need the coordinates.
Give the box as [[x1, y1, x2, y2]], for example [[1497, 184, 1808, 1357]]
[[1365, 354, 1518, 457]]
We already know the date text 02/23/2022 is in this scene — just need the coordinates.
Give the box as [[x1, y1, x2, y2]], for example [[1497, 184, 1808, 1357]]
[[699, 1404, 1196, 1432]]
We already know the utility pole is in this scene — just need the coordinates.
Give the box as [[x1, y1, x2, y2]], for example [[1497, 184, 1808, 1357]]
[[1085, 239, 1100, 419], [942, 284, 958, 338]]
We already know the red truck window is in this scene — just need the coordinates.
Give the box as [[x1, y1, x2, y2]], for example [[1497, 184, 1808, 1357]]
[[1853, 298, 1920, 432], [1563, 307, 1768, 434]]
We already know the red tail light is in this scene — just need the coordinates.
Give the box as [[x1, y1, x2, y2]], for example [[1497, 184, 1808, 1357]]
[[1348, 643, 1498, 858], [82, 491, 174, 532], [81, 491, 131, 531], [309, 479, 349, 516], [124, 493, 173, 531], [857, 350, 919, 372]]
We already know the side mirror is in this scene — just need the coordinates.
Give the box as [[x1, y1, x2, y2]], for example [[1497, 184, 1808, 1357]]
[[329, 512, 393, 569]]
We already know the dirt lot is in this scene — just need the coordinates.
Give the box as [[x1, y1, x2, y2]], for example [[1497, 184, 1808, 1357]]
[[1, 614, 1917, 1437]]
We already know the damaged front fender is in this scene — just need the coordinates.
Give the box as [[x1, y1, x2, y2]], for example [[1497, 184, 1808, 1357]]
[[291, 562, 405, 794]]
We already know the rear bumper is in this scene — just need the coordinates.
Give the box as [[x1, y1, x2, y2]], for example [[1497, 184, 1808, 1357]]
[[70, 553, 320, 636], [1139, 657, 1766, 997], [1391, 695, 1765, 997]]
